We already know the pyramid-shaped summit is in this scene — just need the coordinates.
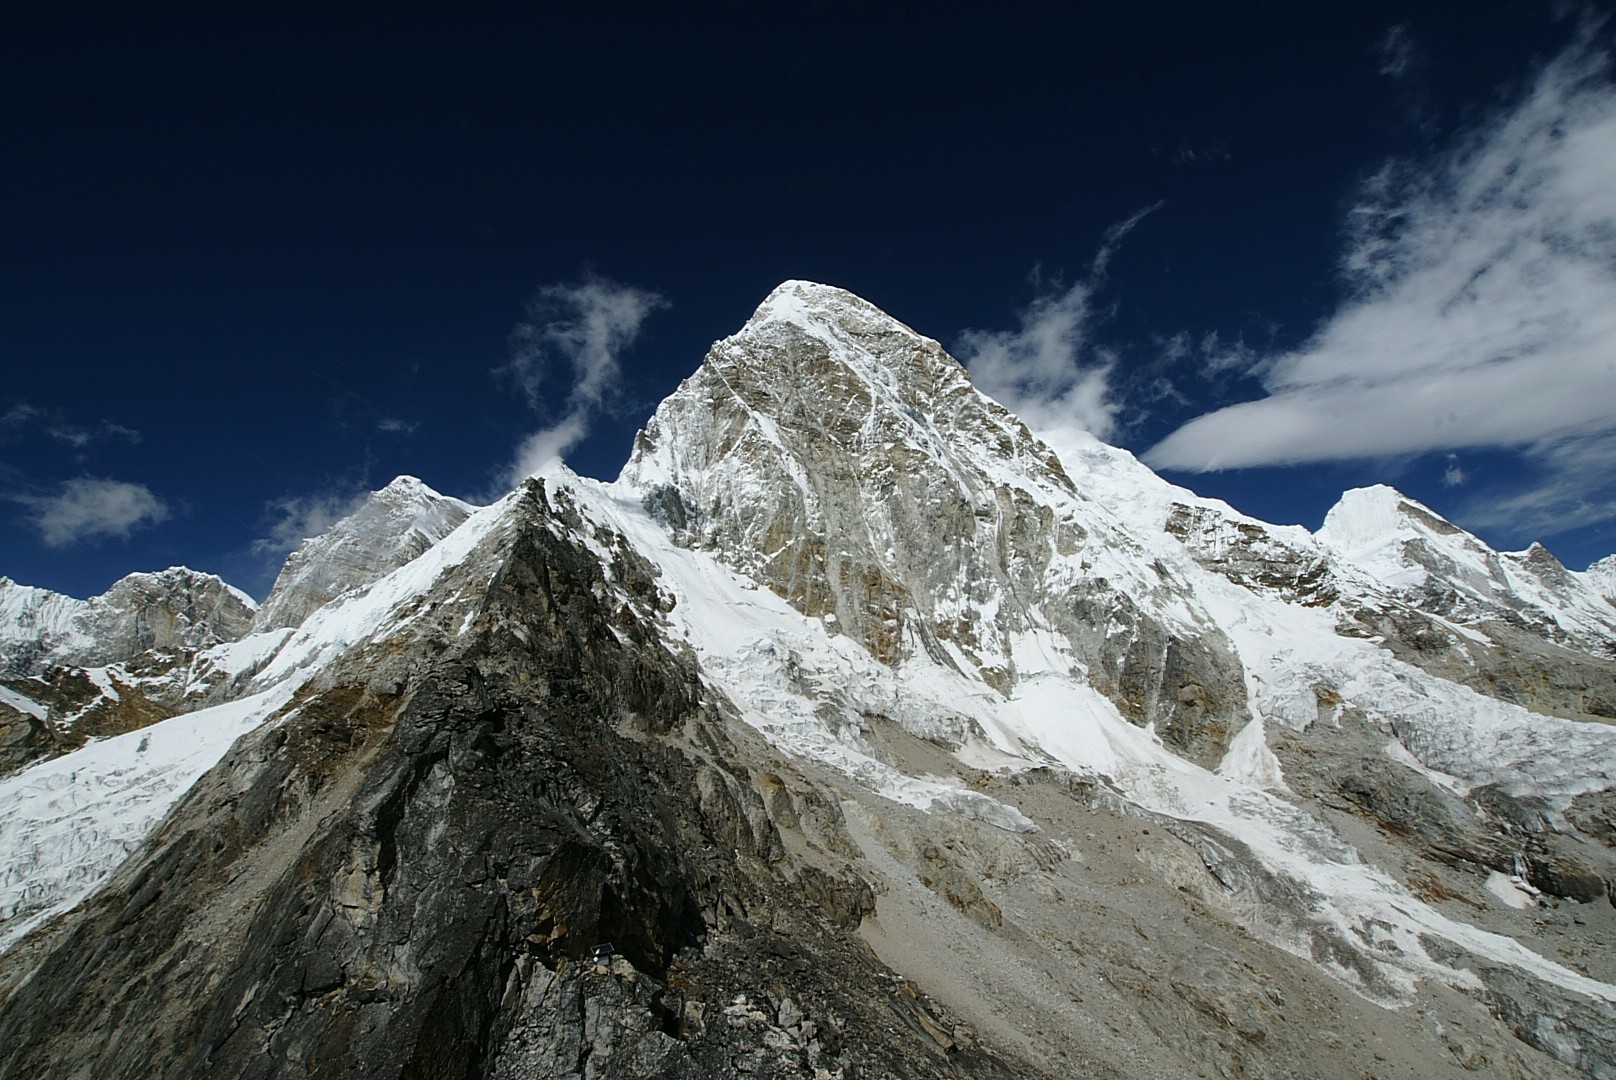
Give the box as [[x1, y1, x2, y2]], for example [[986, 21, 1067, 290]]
[[618, 281, 1249, 756]]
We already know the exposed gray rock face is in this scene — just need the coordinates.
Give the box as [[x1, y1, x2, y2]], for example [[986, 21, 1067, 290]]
[[1163, 501, 1337, 607], [253, 475, 473, 632], [621, 280, 1249, 767], [0, 568, 256, 678]]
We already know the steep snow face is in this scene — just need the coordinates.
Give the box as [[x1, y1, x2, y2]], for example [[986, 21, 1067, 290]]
[[0, 579, 89, 676], [252, 475, 474, 632], [0, 685, 292, 952], [1319, 485, 1616, 655], [0, 569, 257, 678], [620, 280, 1250, 765]]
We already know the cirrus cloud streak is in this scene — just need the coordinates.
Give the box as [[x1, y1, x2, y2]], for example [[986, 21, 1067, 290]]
[[957, 204, 1161, 446], [1145, 35, 1616, 537]]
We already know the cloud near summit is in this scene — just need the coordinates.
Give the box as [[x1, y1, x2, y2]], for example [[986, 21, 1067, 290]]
[[957, 206, 1159, 446], [1144, 36, 1616, 535], [502, 276, 667, 485]]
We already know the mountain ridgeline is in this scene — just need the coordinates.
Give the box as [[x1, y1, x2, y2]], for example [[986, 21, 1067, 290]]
[[3, 282, 1616, 1079]]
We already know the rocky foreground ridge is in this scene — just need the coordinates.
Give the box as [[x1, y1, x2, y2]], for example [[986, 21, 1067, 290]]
[[2, 282, 1616, 1078]]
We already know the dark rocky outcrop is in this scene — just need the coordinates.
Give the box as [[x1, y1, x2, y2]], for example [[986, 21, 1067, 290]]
[[0, 663, 181, 778], [0, 483, 1033, 1080]]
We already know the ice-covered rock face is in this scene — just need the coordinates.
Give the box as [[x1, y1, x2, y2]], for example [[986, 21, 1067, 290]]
[[621, 280, 1249, 764], [0, 568, 256, 678], [252, 475, 473, 632]]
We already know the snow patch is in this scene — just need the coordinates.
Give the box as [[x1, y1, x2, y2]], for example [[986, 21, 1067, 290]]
[[1486, 871, 1539, 910], [0, 684, 47, 721], [1219, 717, 1288, 792]]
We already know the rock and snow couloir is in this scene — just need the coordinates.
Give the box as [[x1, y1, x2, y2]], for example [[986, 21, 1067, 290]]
[[4, 281, 1616, 1077]]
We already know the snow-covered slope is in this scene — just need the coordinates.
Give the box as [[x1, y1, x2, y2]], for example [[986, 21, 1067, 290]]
[[1588, 554, 1616, 606]]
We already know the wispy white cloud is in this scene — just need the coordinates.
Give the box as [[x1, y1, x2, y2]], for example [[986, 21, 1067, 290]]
[[14, 477, 169, 547], [1442, 454, 1467, 488], [377, 417, 418, 435], [1375, 24, 1416, 79], [1146, 34, 1616, 541], [957, 205, 1160, 446], [1169, 139, 1232, 166], [502, 276, 667, 484], [1460, 433, 1616, 541], [252, 488, 370, 557], [1, 402, 141, 450]]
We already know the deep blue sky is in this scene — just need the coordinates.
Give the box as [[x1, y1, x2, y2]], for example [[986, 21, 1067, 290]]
[[4, 3, 1614, 600]]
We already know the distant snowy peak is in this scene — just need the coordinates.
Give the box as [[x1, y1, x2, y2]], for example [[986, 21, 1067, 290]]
[[0, 578, 85, 675], [1319, 484, 1616, 652], [0, 567, 256, 678], [1588, 554, 1616, 606], [252, 475, 474, 632]]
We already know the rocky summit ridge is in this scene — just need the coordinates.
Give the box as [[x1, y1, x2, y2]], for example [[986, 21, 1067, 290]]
[[2, 281, 1616, 1078]]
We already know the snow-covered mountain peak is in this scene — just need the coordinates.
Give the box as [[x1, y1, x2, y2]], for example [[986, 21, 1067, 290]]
[[1589, 554, 1616, 604], [0, 567, 256, 679], [252, 475, 474, 632], [619, 283, 1250, 766], [376, 475, 442, 501], [720, 279, 991, 433], [1317, 484, 1452, 558], [109, 565, 258, 611], [1320, 485, 1616, 655], [745, 278, 904, 331]]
